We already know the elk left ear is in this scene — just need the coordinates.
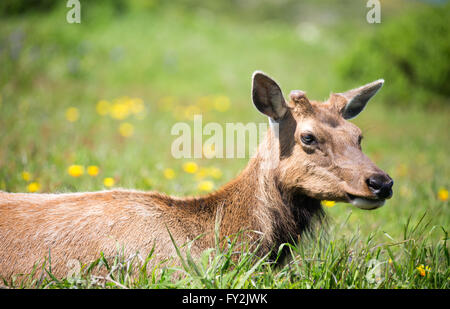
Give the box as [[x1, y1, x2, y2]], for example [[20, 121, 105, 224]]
[[252, 71, 287, 121], [334, 79, 384, 120]]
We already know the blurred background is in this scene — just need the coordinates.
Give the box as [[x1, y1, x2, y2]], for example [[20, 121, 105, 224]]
[[0, 0, 448, 241]]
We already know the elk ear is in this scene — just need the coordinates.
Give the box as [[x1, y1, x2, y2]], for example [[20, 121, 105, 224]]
[[335, 79, 384, 120], [252, 71, 287, 121]]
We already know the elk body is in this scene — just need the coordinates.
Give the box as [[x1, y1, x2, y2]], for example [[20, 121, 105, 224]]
[[0, 72, 393, 279]]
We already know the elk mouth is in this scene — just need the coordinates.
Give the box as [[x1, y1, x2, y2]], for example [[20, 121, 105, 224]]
[[346, 193, 385, 210]]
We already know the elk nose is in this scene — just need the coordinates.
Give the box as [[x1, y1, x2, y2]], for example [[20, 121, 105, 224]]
[[366, 174, 394, 199]]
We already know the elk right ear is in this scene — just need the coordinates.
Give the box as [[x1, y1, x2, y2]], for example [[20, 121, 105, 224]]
[[334, 79, 384, 120], [252, 71, 287, 121]]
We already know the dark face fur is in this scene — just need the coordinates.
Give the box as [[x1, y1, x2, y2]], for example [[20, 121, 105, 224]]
[[252, 71, 393, 210]]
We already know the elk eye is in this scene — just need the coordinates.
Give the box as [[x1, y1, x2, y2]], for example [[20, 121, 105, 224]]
[[301, 133, 316, 145]]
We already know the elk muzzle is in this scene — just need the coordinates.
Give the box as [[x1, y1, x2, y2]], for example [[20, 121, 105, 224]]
[[366, 173, 394, 199], [347, 172, 393, 210]]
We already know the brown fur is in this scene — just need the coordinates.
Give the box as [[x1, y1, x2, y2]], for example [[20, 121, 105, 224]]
[[0, 73, 391, 280]]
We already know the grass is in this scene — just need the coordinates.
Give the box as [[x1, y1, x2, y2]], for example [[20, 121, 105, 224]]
[[0, 2, 448, 289]]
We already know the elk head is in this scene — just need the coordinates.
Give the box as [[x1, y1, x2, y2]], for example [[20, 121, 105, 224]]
[[252, 71, 393, 210]]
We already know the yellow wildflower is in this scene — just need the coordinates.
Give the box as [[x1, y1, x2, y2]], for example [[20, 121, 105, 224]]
[[103, 177, 115, 187], [213, 95, 231, 112], [110, 102, 130, 120], [195, 168, 209, 180], [416, 264, 425, 277], [128, 98, 145, 115], [416, 265, 424, 276], [22, 171, 31, 182], [321, 200, 336, 208], [87, 165, 100, 177], [65, 107, 80, 122], [416, 264, 431, 277], [198, 180, 214, 192], [163, 168, 176, 180], [67, 165, 84, 177], [183, 162, 198, 174], [119, 122, 134, 137], [196, 96, 213, 111], [437, 188, 448, 201], [27, 182, 40, 193], [183, 105, 201, 120], [208, 167, 222, 179], [96, 100, 111, 116]]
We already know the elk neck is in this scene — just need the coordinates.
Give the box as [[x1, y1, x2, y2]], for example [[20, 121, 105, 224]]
[[173, 128, 324, 255]]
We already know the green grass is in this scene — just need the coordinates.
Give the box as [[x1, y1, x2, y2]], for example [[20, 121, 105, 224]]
[[0, 2, 448, 289]]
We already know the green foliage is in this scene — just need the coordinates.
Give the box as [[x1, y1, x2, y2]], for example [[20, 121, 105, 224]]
[[0, 0, 57, 16], [337, 4, 450, 107]]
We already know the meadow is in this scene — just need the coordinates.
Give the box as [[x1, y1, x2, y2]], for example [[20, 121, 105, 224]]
[[0, 1, 448, 289]]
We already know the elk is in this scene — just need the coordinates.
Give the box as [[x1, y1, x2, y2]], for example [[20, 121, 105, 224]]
[[0, 71, 393, 280]]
